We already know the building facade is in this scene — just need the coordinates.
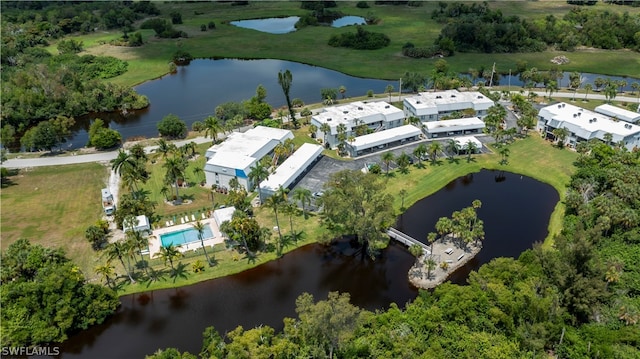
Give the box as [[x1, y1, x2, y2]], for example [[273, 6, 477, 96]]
[[403, 90, 494, 122], [537, 102, 640, 151], [204, 126, 294, 190], [310, 100, 405, 149]]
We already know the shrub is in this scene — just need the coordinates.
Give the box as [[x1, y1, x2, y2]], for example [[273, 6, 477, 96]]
[[157, 114, 187, 138], [92, 128, 122, 149], [172, 49, 193, 65], [170, 11, 183, 24], [367, 89, 374, 97], [208, 21, 216, 29], [357, 1, 370, 8], [200, 24, 207, 31], [328, 26, 390, 50]]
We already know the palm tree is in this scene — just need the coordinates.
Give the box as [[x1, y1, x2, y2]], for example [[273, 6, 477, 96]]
[[193, 220, 213, 266], [95, 263, 116, 289], [204, 116, 223, 144], [339, 85, 347, 99], [409, 244, 423, 266], [582, 83, 592, 101], [465, 141, 477, 162], [104, 241, 135, 283], [154, 244, 182, 272], [125, 231, 150, 276], [498, 146, 510, 165], [292, 187, 312, 219], [396, 152, 411, 174], [163, 155, 187, 203], [385, 84, 394, 101], [308, 124, 318, 138], [381, 151, 394, 174], [192, 166, 204, 184], [248, 161, 269, 204], [426, 232, 437, 257], [399, 189, 407, 210], [264, 189, 285, 257], [320, 123, 331, 147], [424, 257, 437, 280], [552, 127, 569, 148], [428, 141, 442, 164], [435, 217, 453, 243], [545, 80, 557, 100], [153, 139, 175, 159], [413, 143, 427, 167], [160, 186, 170, 202], [446, 139, 459, 160], [278, 69, 298, 128]]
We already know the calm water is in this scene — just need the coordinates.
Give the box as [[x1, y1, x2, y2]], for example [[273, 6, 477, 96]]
[[332, 16, 367, 27], [230, 17, 300, 34], [68, 59, 395, 148], [66, 58, 637, 149], [60, 170, 558, 358]]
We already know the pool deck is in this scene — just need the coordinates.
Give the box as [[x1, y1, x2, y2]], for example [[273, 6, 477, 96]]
[[149, 217, 225, 258]]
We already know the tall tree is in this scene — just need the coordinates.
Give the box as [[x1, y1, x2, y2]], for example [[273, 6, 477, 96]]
[[248, 161, 270, 205], [321, 170, 395, 258], [154, 244, 182, 272], [264, 186, 287, 257], [163, 154, 187, 203], [446, 138, 460, 160], [413, 143, 427, 167], [292, 187, 312, 219], [278, 69, 298, 128], [428, 141, 442, 164], [203, 116, 223, 144], [104, 241, 136, 283], [381, 151, 394, 174], [320, 123, 331, 147], [193, 220, 214, 266]]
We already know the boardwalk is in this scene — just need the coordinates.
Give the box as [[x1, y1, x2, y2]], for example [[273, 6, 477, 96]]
[[387, 227, 431, 255]]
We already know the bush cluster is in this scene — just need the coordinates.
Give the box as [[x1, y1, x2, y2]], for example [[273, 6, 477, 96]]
[[328, 26, 390, 50]]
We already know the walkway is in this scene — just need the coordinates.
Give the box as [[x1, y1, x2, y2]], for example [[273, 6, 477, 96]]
[[386, 227, 430, 255]]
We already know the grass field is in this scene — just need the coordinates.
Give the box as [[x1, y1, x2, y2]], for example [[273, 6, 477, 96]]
[[0, 163, 108, 274], [62, 1, 639, 87]]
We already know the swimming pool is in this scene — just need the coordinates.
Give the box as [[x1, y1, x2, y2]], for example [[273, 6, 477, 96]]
[[160, 225, 214, 247]]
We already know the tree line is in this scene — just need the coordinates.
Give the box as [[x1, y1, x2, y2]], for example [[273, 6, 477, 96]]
[[414, 2, 640, 58]]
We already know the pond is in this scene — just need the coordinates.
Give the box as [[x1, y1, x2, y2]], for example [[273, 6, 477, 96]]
[[230, 16, 300, 34], [68, 59, 395, 148], [332, 16, 367, 27], [59, 170, 558, 358]]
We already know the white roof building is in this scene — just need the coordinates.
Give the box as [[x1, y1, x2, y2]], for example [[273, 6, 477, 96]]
[[594, 104, 640, 124], [347, 125, 422, 157], [310, 100, 405, 148], [123, 215, 150, 233], [213, 206, 236, 228], [259, 143, 324, 197], [403, 90, 494, 121], [204, 126, 294, 190], [453, 136, 483, 152], [537, 102, 640, 151], [423, 117, 486, 139]]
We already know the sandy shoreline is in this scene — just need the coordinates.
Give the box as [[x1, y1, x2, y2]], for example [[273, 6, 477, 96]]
[[408, 235, 482, 290]]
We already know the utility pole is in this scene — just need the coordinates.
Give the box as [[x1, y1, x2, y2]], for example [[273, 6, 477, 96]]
[[489, 62, 496, 88], [399, 77, 402, 102]]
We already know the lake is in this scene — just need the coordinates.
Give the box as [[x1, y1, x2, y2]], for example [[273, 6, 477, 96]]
[[60, 170, 558, 357], [230, 17, 300, 34]]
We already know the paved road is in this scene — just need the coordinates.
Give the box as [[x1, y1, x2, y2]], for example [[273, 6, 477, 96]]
[[3, 135, 216, 169]]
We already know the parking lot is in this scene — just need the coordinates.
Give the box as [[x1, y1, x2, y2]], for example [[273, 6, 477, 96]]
[[292, 134, 495, 199]]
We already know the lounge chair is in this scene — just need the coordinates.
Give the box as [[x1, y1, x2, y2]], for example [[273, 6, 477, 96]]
[[180, 218, 185, 224], [165, 221, 170, 227], [457, 254, 465, 261], [170, 220, 174, 226], [201, 213, 206, 219], [445, 248, 454, 255], [184, 216, 189, 223], [192, 214, 196, 221]]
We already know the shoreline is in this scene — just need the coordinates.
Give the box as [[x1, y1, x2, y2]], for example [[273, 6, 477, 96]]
[[408, 236, 482, 290]]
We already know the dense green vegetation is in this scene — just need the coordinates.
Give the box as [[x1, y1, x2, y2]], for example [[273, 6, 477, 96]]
[[432, 2, 640, 54], [148, 142, 639, 358], [328, 26, 390, 50], [0, 239, 119, 347]]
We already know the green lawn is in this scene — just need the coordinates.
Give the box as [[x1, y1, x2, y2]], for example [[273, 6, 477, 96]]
[[0, 163, 108, 274], [65, 1, 639, 87]]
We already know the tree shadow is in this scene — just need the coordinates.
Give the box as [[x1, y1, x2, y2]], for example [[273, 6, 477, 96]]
[[1, 168, 19, 188], [447, 157, 460, 164], [170, 262, 189, 283], [430, 159, 444, 166]]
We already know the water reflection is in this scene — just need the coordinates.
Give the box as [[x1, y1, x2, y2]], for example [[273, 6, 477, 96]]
[[230, 17, 300, 34], [332, 16, 367, 27]]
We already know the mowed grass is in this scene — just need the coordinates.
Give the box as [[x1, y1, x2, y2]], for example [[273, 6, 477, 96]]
[[66, 1, 639, 88], [0, 163, 108, 274], [383, 135, 578, 247]]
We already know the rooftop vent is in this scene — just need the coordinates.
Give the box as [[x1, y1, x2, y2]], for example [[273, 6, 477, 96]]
[[558, 104, 562, 108], [578, 112, 582, 116], [343, 111, 348, 114], [562, 104, 566, 108], [451, 95, 456, 98], [625, 124, 632, 129], [436, 95, 442, 99], [357, 107, 363, 110], [327, 118, 332, 122], [477, 95, 483, 99], [385, 105, 390, 109], [573, 114, 577, 118], [416, 101, 421, 104]]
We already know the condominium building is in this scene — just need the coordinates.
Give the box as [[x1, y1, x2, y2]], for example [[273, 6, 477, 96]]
[[403, 90, 494, 122]]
